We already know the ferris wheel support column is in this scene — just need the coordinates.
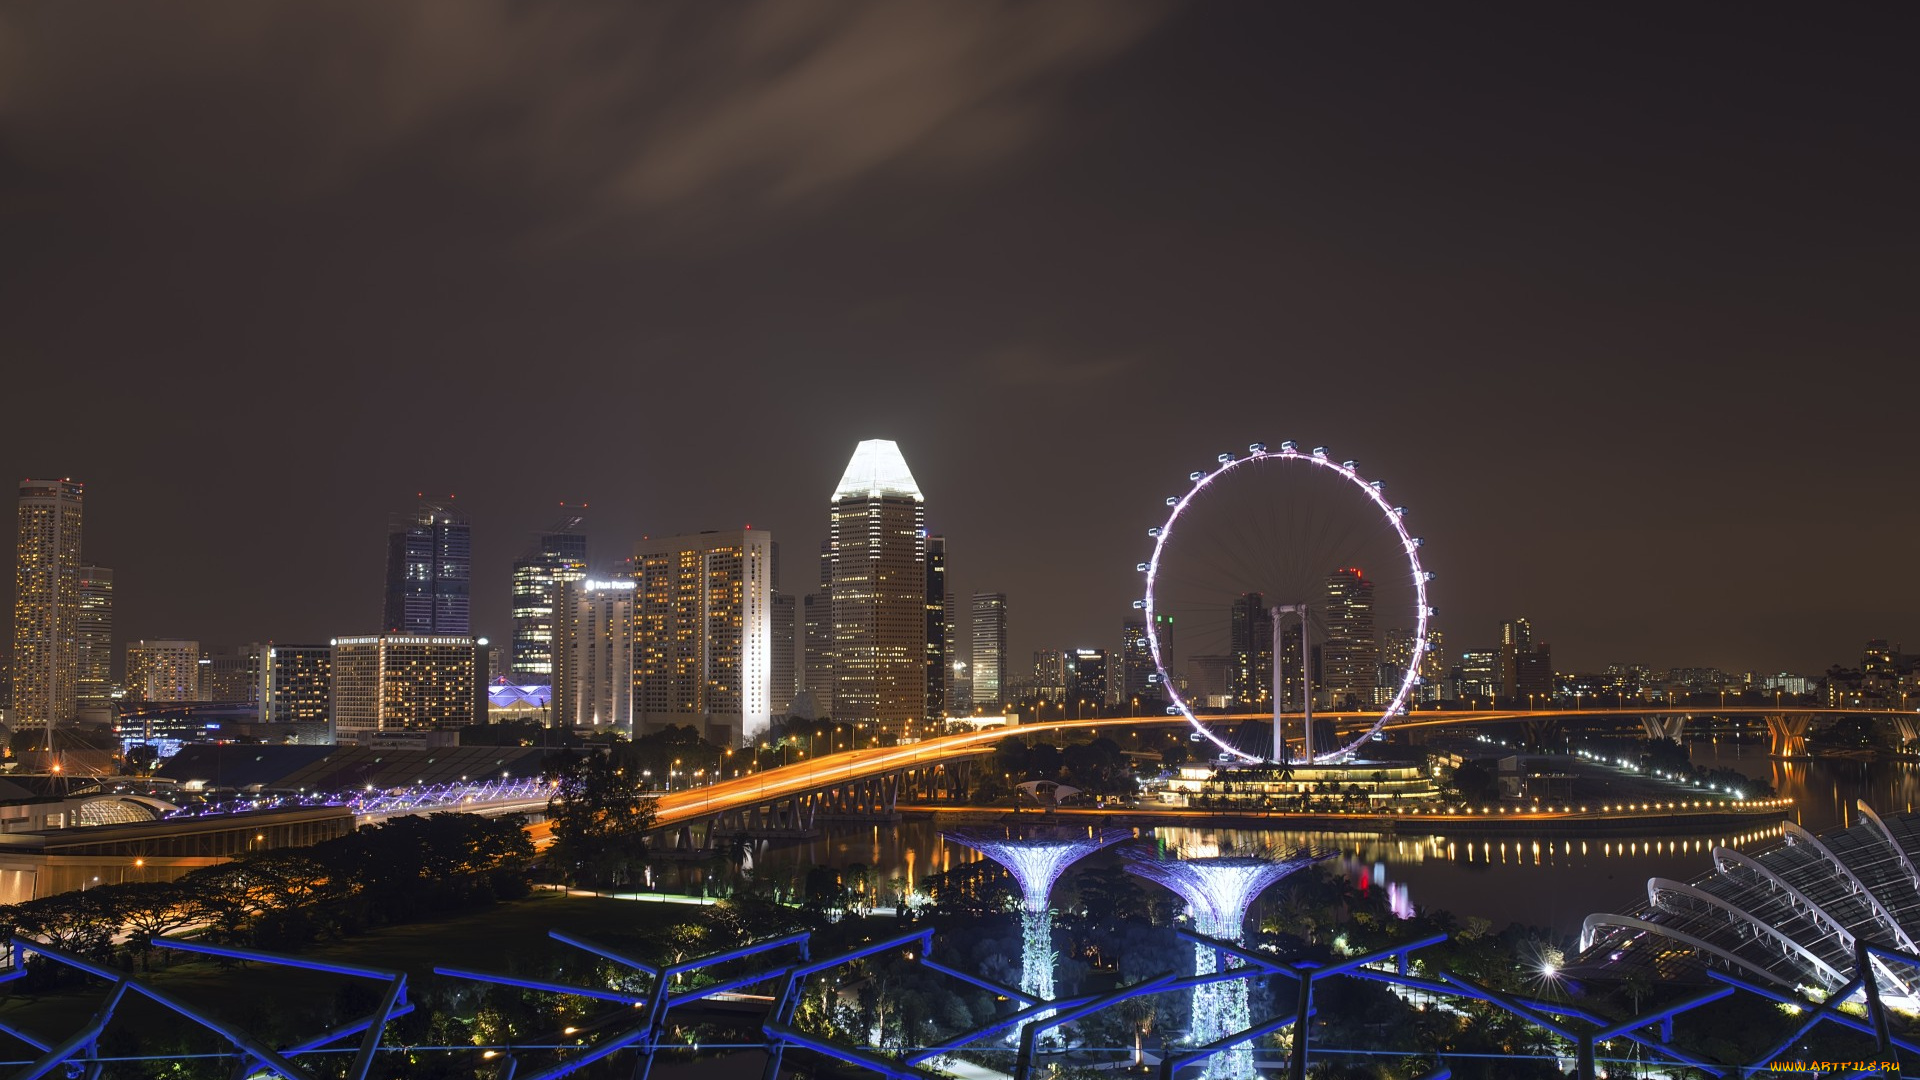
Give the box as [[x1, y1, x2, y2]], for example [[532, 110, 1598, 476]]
[[1270, 606, 1284, 764], [1301, 612, 1314, 762]]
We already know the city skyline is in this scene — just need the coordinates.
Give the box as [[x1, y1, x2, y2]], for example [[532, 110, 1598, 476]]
[[2, 8, 1914, 676]]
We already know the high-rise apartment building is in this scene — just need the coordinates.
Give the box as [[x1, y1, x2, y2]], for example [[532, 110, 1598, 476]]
[[633, 529, 774, 745], [262, 644, 332, 724], [1322, 567, 1377, 708], [13, 479, 84, 730], [828, 441, 927, 736], [970, 592, 1008, 710], [1278, 623, 1313, 710], [75, 564, 113, 712], [1121, 619, 1154, 708], [1419, 629, 1447, 702], [770, 591, 797, 715], [330, 634, 477, 744], [1499, 617, 1552, 702], [510, 524, 587, 678], [126, 640, 201, 702], [553, 578, 636, 731], [1032, 650, 1067, 702], [925, 534, 948, 721], [1230, 593, 1274, 709], [382, 501, 471, 635]]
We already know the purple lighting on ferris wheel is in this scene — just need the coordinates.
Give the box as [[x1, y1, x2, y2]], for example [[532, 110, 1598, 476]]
[[1140, 440, 1432, 764]]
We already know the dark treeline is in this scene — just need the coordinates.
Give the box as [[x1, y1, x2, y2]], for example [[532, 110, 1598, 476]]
[[0, 812, 533, 984]]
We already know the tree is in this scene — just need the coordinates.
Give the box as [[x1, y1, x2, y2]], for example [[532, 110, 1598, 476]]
[[106, 881, 197, 970], [545, 749, 658, 888]]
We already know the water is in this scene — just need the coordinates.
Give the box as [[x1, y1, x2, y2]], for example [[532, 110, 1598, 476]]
[[659, 736, 1920, 939]]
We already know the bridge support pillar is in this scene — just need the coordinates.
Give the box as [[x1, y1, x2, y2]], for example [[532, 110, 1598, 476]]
[[1766, 714, 1810, 759], [1641, 716, 1687, 743], [1894, 716, 1919, 749], [1521, 717, 1563, 751]]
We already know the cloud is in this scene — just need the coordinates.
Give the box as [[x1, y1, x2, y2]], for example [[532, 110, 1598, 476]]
[[0, 2, 1166, 220], [983, 343, 1136, 387]]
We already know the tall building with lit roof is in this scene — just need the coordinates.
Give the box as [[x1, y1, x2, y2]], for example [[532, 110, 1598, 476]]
[[553, 577, 636, 731], [970, 592, 1007, 710], [632, 529, 773, 745], [511, 524, 587, 679], [75, 564, 113, 712], [828, 440, 927, 735], [13, 479, 83, 731], [382, 501, 471, 635], [1322, 567, 1377, 708]]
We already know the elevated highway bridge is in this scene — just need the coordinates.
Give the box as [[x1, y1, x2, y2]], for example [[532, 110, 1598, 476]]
[[643, 706, 1912, 849]]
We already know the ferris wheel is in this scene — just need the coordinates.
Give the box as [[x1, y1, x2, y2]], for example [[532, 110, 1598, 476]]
[[1137, 442, 1432, 764]]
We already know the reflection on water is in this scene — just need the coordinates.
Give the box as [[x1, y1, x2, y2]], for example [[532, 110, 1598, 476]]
[[723, 817, 1793, 939], [649, 735, 1910, 941], [1690, 736, 1920, 832]]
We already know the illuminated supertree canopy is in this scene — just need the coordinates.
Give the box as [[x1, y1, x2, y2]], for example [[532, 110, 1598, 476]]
[[943, 827, 1132, 1008], [1123, 847, 1326, 1080]]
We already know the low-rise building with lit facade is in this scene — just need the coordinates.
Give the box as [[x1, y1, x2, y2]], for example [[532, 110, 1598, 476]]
[[1157, 761, 1437, 809]]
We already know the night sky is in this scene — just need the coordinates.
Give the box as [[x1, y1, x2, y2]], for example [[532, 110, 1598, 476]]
[[2, 4, 1913, 676]]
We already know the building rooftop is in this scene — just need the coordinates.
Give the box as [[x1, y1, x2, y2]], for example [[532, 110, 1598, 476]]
[[832, 439, 923, 502]]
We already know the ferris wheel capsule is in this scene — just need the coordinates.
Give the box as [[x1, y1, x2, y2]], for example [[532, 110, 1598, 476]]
[[1280, 440, 1298, 452], [1249, 442, 1266, 454], [1311, 446, 1329, 458], [1189, 471, 1204, 482], [1342, 459, 1357, 470], [1218, 453, 1234, 464], [1136, 562, 1148, 572], [1166, 496, 1178, 506], [1132, 600, 1144, 609]]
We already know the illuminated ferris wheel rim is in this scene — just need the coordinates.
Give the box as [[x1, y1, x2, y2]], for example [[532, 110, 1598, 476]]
[[1139, 442, 1432, 765]]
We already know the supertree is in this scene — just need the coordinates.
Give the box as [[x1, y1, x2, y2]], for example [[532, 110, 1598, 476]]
[[1122, 846, 1325, 1080], [943, 827, 1132, 1008]]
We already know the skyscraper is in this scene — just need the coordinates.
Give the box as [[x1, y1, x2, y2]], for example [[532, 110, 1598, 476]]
[[13, 479, 83, 731], [1499, 617, 1548, 702], [553, 577, 636, 731], [770, 590, 797, 714], [75, 564, 113, 713], [1420, 629, 1448, 702], [1032, 649, 1067, 702], [1322, 567, 1377, 708], [801, 591, 833, 716], [125, 640, 200, 702], [970, 592, 1008, 710], [1068, 648, 1108, 711], [510, 523, 587, 679], [1229, 593, 1273, 709], [382, 500, 471, 635], [925, 534, 948, 720], [828, 440, 927, 736], [632, 528, 774, 745], [1121, 619, 1154, 709]]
